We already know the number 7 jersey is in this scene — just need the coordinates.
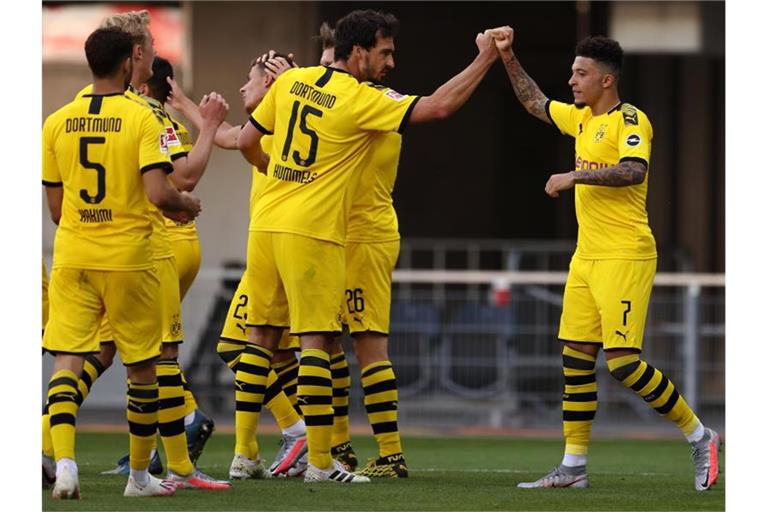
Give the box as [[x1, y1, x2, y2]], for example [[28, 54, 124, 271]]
[[42, 92, 173, 270], [249, 66, 419, 245]]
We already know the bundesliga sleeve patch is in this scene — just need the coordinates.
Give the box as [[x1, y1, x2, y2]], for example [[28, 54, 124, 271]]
[[385, 89, 407, 102], [159, 133, 169, 154], [164, 126, 181, 146], [625, 133, 641, 147]]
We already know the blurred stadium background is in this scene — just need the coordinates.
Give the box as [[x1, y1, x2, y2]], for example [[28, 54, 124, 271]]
[[41, 1, 725, 437]]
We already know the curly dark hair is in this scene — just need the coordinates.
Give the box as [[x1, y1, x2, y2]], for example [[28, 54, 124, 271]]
[[575, 36, 623, 76], [85, 27, 134, 78], [333, 10, 399, 61], [145, 56, 173, 102]]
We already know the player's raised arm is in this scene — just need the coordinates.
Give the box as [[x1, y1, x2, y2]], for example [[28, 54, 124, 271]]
[[141, 57, 228, 191], [409, 31, 498, 123], [167, 76, 241, 149], [487, 26, 551, 124], [166, 92, 229, 191]]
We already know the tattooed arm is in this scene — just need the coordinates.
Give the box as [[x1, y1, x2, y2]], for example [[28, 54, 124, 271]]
[[544, 160, 648, 198], [486, 26, 550, 124]]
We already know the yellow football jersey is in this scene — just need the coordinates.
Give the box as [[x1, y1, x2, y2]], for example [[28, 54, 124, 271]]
[[42, 92, 172, 270], [346, 86, 404, 243], [162, 111, 198, 242], [547, 101, 656, 260], [248, 135, 273, 230], [77, 84, 182, 259], [250, 66, 419, 245]]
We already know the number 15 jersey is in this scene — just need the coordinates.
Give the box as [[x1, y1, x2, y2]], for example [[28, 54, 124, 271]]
[[249, 66, 419, 245], [42, 92, 172, 270]]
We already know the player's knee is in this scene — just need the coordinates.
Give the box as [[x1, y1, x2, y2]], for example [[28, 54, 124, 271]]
[[561, 344, 597, 373], [607, 354, 642, 383], [97, 342, 117, 369], [217, 339, 244, 371], [160, 343, 180, 359], [352, 333, 389, 365], [126, 359, 156, 384]]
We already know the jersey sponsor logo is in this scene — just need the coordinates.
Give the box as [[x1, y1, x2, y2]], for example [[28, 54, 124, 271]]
[[78, 208, 113, 223], [575, 154, 611, 171], [593, 123, 607, 143], [273, 162, 318, 184], [621, 104, 639, 125], [384, 89, 407, 102], [626, 134, 641, 147], [165, 126, 181, 146]]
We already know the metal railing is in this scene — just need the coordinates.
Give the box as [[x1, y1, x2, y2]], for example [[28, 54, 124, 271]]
[[181, 266, 724, 429]]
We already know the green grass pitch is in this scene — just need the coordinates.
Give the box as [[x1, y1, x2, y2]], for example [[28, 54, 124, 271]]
[[43, 432, 724, 511]]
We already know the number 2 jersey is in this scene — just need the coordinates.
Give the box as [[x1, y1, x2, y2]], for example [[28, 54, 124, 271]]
[[249, 66, 419, 245], [42, 92, 172, 270]]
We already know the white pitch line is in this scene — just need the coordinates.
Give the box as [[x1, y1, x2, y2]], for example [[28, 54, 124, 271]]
[[189, 464, 671, 477], [416, 468, 672, 476]]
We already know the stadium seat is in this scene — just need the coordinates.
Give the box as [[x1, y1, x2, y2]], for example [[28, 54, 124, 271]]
[[438, 301, 516, 398], [388, 300, 441, 396]]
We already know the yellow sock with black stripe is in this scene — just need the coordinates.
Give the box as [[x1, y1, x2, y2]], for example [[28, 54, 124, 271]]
[[361, 361, 402, 457], [298, 349, 333, 468], [264, 369, 301, 429], [561, 346, 598, 461], [234, 344, 272, 459], [330, 351, 351, 447], [127, 380, 159, 470], [156, 359, 195, 475], [42, 403, 54, 457], [43, 355, 107, 458], [76, 354, 107, 407], [217, 339, 246, 372], [273, 357, 301, 416], [607, 354, 701, 437], [47, 369, 80, 461], [218, 340, 298, 429], [179, 367, 198, 418]]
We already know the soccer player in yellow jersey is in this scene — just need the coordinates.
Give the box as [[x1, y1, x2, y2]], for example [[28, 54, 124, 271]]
[[143, 56, 226, 298], [168, 53, 312, 479], [308, 22, 406, 478], [133, 56, 232, 476], [42, 27, 202, 499], [237, 9, 498, 483], [488, 27, 721, 491], [41, 11, 231, 491], [92, 14, 230, 488]]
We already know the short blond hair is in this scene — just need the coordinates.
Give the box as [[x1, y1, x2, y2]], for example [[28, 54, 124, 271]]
[[318, 22, 335, 50], [100, 10, 151, 46]]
